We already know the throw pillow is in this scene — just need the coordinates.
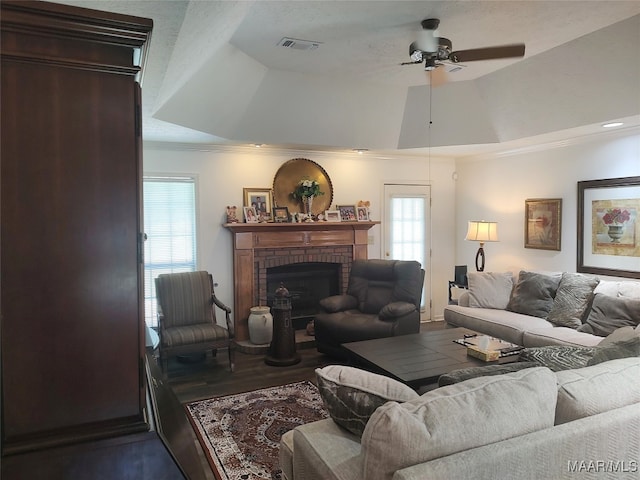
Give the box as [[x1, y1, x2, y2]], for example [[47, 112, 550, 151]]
[[315, 365, 418, 437], [555, 357, 640, 424], [587, 336, 640, 366], [546, 272, 599, 329], [466, 271, 514, 309], [361, 368, 557, 480], [506, 271, 561, 318], [577, 293, 640, 336], [518, 345, 595, 371], [437, 362, 539, 386], [598, 326, 640, 347]]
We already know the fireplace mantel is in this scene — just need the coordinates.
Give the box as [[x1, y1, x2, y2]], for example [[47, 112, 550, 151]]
[[224, 221, 379, 342]]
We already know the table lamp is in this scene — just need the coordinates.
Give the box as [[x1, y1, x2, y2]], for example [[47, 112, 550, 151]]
[[465, 221, 499, 272]]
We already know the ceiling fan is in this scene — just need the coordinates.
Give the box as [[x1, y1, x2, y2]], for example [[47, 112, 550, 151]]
[[401, 18, 525, 74]]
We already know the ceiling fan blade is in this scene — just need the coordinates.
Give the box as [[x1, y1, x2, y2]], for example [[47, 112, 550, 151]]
[[449, 44, 525, 63]]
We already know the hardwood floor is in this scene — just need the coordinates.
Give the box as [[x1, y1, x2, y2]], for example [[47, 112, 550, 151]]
[[165, 321, 447, 404]]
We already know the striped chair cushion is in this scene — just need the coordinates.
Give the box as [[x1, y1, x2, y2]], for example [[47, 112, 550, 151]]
[[156, 271, 214, 327], [163, 324, 229, 348]]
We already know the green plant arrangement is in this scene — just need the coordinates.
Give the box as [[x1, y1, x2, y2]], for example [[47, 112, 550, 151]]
[[291, 178, 324, 200]]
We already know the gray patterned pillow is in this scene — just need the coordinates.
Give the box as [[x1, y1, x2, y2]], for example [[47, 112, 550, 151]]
[[588, 337, 640, 366], [547, 273, 599, 329], [438, 362, 539, 386], [519, 345, 595, 371], [315, 365, 418, 436], [506, 271, 561, 318]]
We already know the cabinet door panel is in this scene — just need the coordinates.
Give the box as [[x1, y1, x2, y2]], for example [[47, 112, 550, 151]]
[[1, 58, 144, 447]]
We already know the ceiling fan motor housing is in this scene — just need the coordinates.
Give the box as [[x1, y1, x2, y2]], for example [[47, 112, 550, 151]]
[[421, 18, 440, 30]]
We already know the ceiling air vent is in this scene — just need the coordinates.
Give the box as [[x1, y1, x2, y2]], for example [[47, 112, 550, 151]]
[[277, 37, 321, 51]]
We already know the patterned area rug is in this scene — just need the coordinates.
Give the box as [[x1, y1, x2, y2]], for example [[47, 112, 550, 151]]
[[185, 381, 329, 480]]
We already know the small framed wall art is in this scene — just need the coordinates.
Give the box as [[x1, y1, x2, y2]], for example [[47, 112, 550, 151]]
[[273, 206, 290, 223], [243, 187, 273, 222], [524, 198, 562, 251], [337, 205, 357, 222]]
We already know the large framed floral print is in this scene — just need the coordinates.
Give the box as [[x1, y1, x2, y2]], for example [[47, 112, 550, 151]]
[[525, 198, 562, 251], [577, 176, 640, 278]]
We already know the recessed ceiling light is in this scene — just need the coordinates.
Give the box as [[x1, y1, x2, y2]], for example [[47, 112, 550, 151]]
[[353, 148, 368, 154], [253, 143, 263, 148], [602, 122, 623, 128]]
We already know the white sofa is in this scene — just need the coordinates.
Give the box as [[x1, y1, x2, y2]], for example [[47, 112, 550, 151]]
[[444, 272, 640, 348], [280, 358, 640, 480]]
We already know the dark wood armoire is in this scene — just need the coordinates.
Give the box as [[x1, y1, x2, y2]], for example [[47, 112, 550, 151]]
[[1, 2, 203, 478]]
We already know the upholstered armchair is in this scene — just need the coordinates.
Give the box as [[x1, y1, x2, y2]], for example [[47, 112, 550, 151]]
[[155, 271, 235, 373], [314, 259, 425, 358]]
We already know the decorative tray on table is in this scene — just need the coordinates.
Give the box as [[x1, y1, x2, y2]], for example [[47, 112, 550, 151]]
[[454, 334, 523, 361]]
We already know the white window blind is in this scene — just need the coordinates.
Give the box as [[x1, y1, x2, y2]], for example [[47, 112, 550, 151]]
[[143, 175, 197, 326]]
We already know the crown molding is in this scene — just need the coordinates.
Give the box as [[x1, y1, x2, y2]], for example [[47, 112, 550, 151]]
[[458, 124, 640, 163], [144, 124, 639, 163]]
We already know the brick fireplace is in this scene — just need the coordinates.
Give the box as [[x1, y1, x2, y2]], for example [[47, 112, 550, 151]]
[[223, 221, 379, 342]]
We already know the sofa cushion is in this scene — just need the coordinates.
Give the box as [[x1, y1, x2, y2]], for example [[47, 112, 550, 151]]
[[519, 345, 595, 371], [577, 293, 640, 336], [466, 271, 514, 309], [506, 271, 561, 318], [315, 365, 418, 436], [444, 305, 554, 346], [291, 419, 362, 480], [546, 272, 599, 329], [587, 336, 640, 366], [555, 357, 640, 424], [522, 326, 605, 348], [361, 367, 557, 480]]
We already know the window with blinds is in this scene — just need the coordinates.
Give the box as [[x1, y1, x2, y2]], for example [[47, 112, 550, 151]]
[[143, 175, 197, 326]]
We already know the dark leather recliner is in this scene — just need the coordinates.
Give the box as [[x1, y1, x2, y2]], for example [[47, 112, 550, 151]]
[[314, 259, 425, 358]]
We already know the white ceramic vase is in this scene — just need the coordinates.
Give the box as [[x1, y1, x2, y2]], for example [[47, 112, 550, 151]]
[[248, 306, 273, 345]]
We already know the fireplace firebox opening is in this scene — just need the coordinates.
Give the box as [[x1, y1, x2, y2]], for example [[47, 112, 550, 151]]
[[266, 262, 340, 330]]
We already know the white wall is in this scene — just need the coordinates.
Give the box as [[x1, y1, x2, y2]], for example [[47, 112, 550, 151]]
[[143, 145, 456, 322], [454, 130, 640, 278]]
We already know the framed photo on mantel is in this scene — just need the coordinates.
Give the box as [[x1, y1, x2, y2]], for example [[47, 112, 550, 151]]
[[273, 206, 290, 223], [337, 205, 357, 222], [243, 187, 273, 222]]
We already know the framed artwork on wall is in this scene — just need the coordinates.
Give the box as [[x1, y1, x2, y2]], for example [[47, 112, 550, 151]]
[[243, 188, 273, 222], [337, 205, 357, 222], [524, 198, 562, 251], [577, 176, 640, 278]]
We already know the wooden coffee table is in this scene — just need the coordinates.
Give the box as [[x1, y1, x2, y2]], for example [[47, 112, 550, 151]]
[[342, 327, 520, 390]]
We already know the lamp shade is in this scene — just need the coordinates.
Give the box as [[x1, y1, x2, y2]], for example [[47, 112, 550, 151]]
[[465, 221, 499, 242]]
